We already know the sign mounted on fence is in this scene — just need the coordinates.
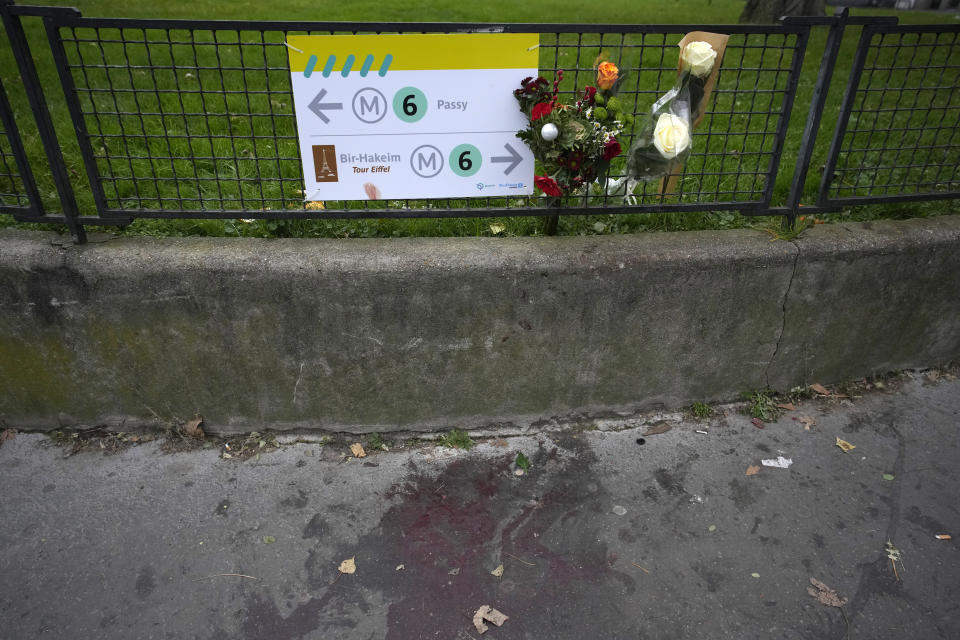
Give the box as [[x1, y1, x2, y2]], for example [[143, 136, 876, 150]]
[[287, 33, 538, 202]]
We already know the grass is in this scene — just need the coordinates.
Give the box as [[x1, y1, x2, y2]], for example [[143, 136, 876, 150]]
[[743, 389, 781, 422], [0, 0, 957, 239], [691, 401, 713, 418], [437, 429, 475, 450]]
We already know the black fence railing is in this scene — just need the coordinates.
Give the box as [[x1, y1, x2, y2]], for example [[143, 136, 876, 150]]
[[0, 1, 958, 244], [0, 76, 41, 217]]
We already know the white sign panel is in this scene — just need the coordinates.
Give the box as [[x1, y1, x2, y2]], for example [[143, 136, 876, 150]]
[[288, 34, 538, 201]]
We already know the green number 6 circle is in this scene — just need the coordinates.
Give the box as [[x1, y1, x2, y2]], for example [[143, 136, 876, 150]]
[[393, 87, 427, 123]]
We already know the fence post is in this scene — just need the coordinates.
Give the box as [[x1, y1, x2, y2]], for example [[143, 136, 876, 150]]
[[783, 8, 849, 228], [0, 0, 86, 243]]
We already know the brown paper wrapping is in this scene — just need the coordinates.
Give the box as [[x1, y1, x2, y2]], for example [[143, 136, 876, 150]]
[[658, 32, 729, 197]]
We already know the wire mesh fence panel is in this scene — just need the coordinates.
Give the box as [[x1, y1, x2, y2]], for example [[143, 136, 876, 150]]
[[0, 76, 36, 213], [820, 24, 960, 206], [50, 19, 809, 219]]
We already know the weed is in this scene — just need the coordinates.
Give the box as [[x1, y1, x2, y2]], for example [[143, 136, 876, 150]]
[[743, 390, 781, 422], [437, 429, 475, 450], [691, 401, 713, 418], [367, 432, 390, 451]]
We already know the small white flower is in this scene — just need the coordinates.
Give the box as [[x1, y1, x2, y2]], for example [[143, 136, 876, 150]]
[[653, 113, 691, 159], [681, 41, 717, 78]]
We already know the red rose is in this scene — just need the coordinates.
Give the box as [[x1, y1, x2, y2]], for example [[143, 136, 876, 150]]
[[535, 175, 563, 197], [531, 102, 554, 121], [603, 138, 622, 160]]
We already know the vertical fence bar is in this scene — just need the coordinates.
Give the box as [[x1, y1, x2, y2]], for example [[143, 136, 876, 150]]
[[0, 0, 86, 242], [41, 15, 112, 218], [783, 9, 848, 227], [0, 76, 44, 215], [816, 23, 878, 208], [755, 21, 810, 222]]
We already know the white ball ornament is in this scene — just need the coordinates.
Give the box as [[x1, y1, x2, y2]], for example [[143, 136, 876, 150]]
[[540, 123, 559, 141]]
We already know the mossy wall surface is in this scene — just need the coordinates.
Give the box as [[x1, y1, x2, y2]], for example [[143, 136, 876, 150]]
[[1, 217, 958, 434]]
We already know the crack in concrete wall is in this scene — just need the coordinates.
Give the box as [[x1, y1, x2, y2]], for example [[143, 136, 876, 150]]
[[766, 239, 801, 389]]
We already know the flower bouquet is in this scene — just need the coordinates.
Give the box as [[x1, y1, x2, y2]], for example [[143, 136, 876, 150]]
[[514, 61, 629, 198], [626, 36, 726, 185]]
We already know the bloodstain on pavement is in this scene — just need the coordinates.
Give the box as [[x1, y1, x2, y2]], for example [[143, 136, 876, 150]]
[[240, 436, 638, 639]]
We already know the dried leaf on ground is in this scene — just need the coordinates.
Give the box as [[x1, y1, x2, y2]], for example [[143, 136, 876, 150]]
[[262, 536, 276, 544], [751, 418, 766, 429], [745, 465, 761, 476], [305, 200, 325, 210], [808, 577, 848, 607], [810, 383, 831, 396], [491, 564, 504, 577], [472, 605, 509, 634], [183, 417, 205, 439], [490, 439, 509, 448], [777, 402, 797, 411], [796, 415, 816, 430], [350, 443, 366, 458], [0, 428, 15, 445], [643, 422, 672, 436], [836, 438, 856, 453], [338, 557, 356, 574]]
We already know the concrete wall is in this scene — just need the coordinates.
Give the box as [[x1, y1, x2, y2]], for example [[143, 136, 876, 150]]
[[1, 215, 958, 434]]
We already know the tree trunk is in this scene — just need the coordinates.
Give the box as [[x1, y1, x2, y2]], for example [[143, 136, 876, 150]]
[[739, 0, 827, 23]]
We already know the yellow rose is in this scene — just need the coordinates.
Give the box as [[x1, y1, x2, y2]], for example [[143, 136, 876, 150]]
[[653, 113, 691, 159], [681, 41, 717, 78], [596, 61, 619, 90]]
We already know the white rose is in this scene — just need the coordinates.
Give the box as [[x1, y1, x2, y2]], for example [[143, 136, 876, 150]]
[[681, 41, 717, 78], [653, 113, 691, 159]]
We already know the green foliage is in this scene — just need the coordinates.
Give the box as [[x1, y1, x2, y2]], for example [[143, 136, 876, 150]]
[[437, 429, 474, 450], [367, 432, 390, 451], [691, 401, 713, 418], [743, 390, 781, 421], [516, 452, 531, 470]]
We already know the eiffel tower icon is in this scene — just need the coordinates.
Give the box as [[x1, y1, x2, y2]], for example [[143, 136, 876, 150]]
[[312, 145, 338, 182], [317, 147, 336, 179]]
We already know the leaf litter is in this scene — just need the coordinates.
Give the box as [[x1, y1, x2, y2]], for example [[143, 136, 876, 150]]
[[836, 438, 856, 453], [808, 577, 847, 607], [472, 605, 508, 634], [745, 465, 761, 476]]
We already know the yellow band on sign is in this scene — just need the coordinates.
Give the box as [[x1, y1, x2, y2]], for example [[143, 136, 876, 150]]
[[287, 33, 539, 73]]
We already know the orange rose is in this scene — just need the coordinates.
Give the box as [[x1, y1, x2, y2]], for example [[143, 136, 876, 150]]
[[596, 61, 619, 90]]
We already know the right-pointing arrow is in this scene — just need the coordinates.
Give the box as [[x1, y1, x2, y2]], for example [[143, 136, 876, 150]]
[[308, 88, 343, 124], [491, 143, 522, 176]]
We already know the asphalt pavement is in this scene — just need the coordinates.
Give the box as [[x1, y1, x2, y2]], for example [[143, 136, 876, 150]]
[[1, 371, 958, 639]]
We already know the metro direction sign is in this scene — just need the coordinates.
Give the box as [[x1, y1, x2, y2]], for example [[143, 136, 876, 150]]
[[287, 33, 538, 202]]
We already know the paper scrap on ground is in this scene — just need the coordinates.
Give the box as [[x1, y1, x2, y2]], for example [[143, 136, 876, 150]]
[[836, 438, 856, 453], [350, 443, 366, 458], [761, 456, 793, 469], [745, 464, 761, 476], [491, 564, 504, 577], [936, 534, 952, 540], [473, 605, 509, 634]]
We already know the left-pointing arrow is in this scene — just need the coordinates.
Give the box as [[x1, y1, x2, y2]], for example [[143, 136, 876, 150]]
[[308, 88, 343, 124]]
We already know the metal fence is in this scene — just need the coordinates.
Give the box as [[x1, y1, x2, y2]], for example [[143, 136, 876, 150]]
[[0, 1, 958, 243], [0, 76, 41, 216]]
